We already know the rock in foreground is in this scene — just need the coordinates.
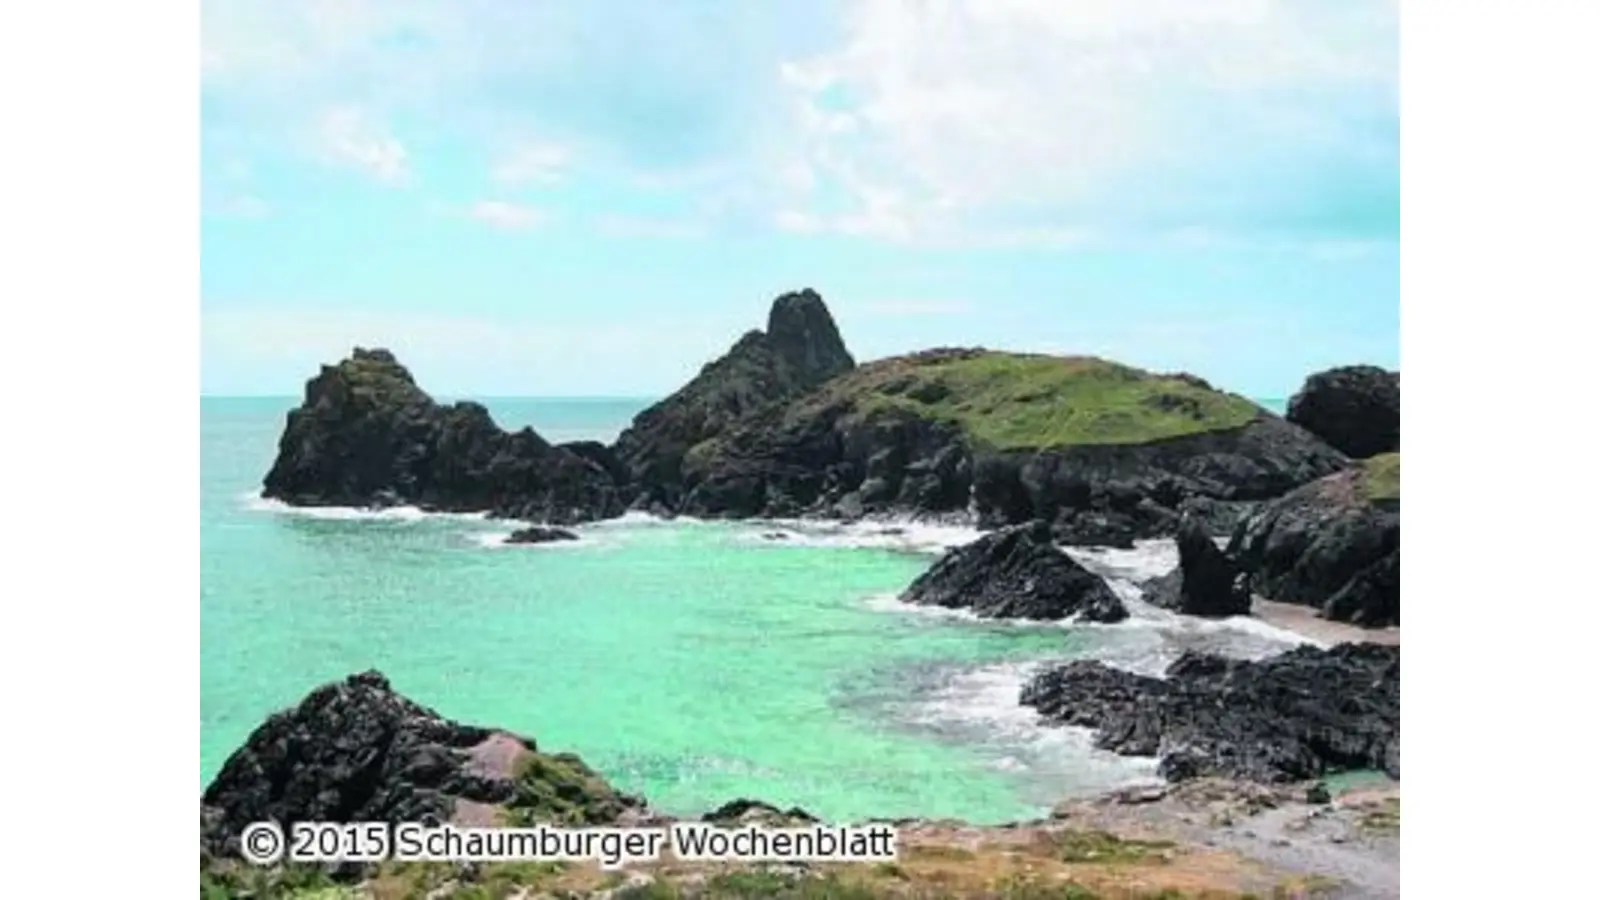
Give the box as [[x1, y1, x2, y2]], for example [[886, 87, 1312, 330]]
[[900, 520, 1128, 622], [1286, 365, 1399, 459], [1143, 516, 1252, 618], [505, 525, 580, 545], [1021, 643, 1399, 784], [1228, 454, 1400, 627], [200, 671, 642, 860], [261, 348, 625, 524]]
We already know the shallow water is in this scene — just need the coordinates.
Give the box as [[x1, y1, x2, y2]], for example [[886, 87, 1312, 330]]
[[201, 396, 1310, 823]]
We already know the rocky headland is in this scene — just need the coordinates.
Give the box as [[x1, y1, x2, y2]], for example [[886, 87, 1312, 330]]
[[260, 291, 1354, 549], [672, 347, 1350, 546]]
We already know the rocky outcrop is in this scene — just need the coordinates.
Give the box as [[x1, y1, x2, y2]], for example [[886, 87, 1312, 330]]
[[505, 525, 579, 545], [200, 671, 642, 860], [1286, 366, 1399, 459], [702, 799, 819, 826], [1227, 458, 1399, 627], [900, 520, 1128, 622], [1143, 517, 1252, 618], [611, 289, 856, 508], [1021, 643, 1400, 784], [261, 349, 625, 525], [679, 349, 1348, 544]]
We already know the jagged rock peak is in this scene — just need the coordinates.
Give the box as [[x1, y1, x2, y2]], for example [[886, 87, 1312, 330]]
[[763, 288, 855, 382]]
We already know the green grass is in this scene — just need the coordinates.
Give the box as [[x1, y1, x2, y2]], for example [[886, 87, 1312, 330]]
[[1054, 830, 1176, 865], [1362, 453, 1400, 502], [506, 751, 633, 826], [794, 350, 1261, 451]]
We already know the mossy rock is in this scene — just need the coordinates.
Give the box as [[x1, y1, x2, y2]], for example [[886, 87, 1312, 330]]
[[505, 751, 637, 826], [1362, 453, 1399, 502]]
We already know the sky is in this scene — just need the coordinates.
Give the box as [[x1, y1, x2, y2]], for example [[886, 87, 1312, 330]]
[[201, 0, 1398, 399]]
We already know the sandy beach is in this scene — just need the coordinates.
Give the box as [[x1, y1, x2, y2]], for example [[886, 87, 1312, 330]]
[[1254, 597, 1400, 646]]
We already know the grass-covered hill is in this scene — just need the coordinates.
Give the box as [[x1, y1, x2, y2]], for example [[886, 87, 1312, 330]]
[[786, 349, 1263, 451], [678, 347, 1347, 545]]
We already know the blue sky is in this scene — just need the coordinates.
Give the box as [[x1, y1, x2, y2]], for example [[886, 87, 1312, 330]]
[[201, 0, 1397, 399]]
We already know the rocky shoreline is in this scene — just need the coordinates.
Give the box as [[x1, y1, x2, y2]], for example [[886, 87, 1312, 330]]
[[201, 669, 1399, 899], [260, 289, 1400, 631], [230, 288, 1404, 896]]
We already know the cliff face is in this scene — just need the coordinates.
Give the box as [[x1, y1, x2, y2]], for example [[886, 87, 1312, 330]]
[[610, 289, 856, 507], [261, 348, 626, 524]]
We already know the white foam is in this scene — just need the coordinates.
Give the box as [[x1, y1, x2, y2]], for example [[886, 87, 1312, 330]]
[[897, 660, 1162, 792], [738, 516, 983, 555], [242, 493, 491, 523]]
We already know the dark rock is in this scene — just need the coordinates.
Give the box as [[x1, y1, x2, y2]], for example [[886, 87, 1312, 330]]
[[1228, 468, 1399, 627], [612, 289, 856, 507], [899, 520, 1128, 622], [678, 349, 1348, 538], [505, 525, 580, 545], [1286, 366, 1399, 459], [1143, 517, 1251, 618], [199, 670, 640, 860], [1020, 643, 1400, 785], [703, 799, 819, 825], [1306, 782, 1332, 805], [261, 348, 624, 524]]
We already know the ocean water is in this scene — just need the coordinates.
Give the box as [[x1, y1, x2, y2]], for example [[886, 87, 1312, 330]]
[[200, 395, 1310, 824]]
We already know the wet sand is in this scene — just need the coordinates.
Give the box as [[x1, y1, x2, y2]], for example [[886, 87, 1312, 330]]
[[1253, 597, 1400, 646]]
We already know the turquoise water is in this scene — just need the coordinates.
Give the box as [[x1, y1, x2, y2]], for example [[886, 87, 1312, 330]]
[[201, 396, 1304, 824]]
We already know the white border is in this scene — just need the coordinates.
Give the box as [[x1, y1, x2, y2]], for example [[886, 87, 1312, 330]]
[[1, 0, 197, 888], [5, 0, 1597, 893]]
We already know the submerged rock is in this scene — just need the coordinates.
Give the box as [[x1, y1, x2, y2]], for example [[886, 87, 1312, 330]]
[[1143, 517, 1251, 618], [1020, 643, 1400, 785], [199, 671, 642, 860], [505, 525, 580, 545], [900, 520, 1128, 623], [1228, 458, 1399, 627], [1286, 365, 1399, 459]]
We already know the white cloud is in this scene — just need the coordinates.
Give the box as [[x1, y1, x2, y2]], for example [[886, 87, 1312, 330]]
[[313, 107, 408, 183], [772, 0, 1396, 245], [492, 143, 571, 185], [469, 200, 544, 230]]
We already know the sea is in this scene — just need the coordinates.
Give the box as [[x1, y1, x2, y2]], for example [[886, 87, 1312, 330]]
[[200, 395, 1310, 824]]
